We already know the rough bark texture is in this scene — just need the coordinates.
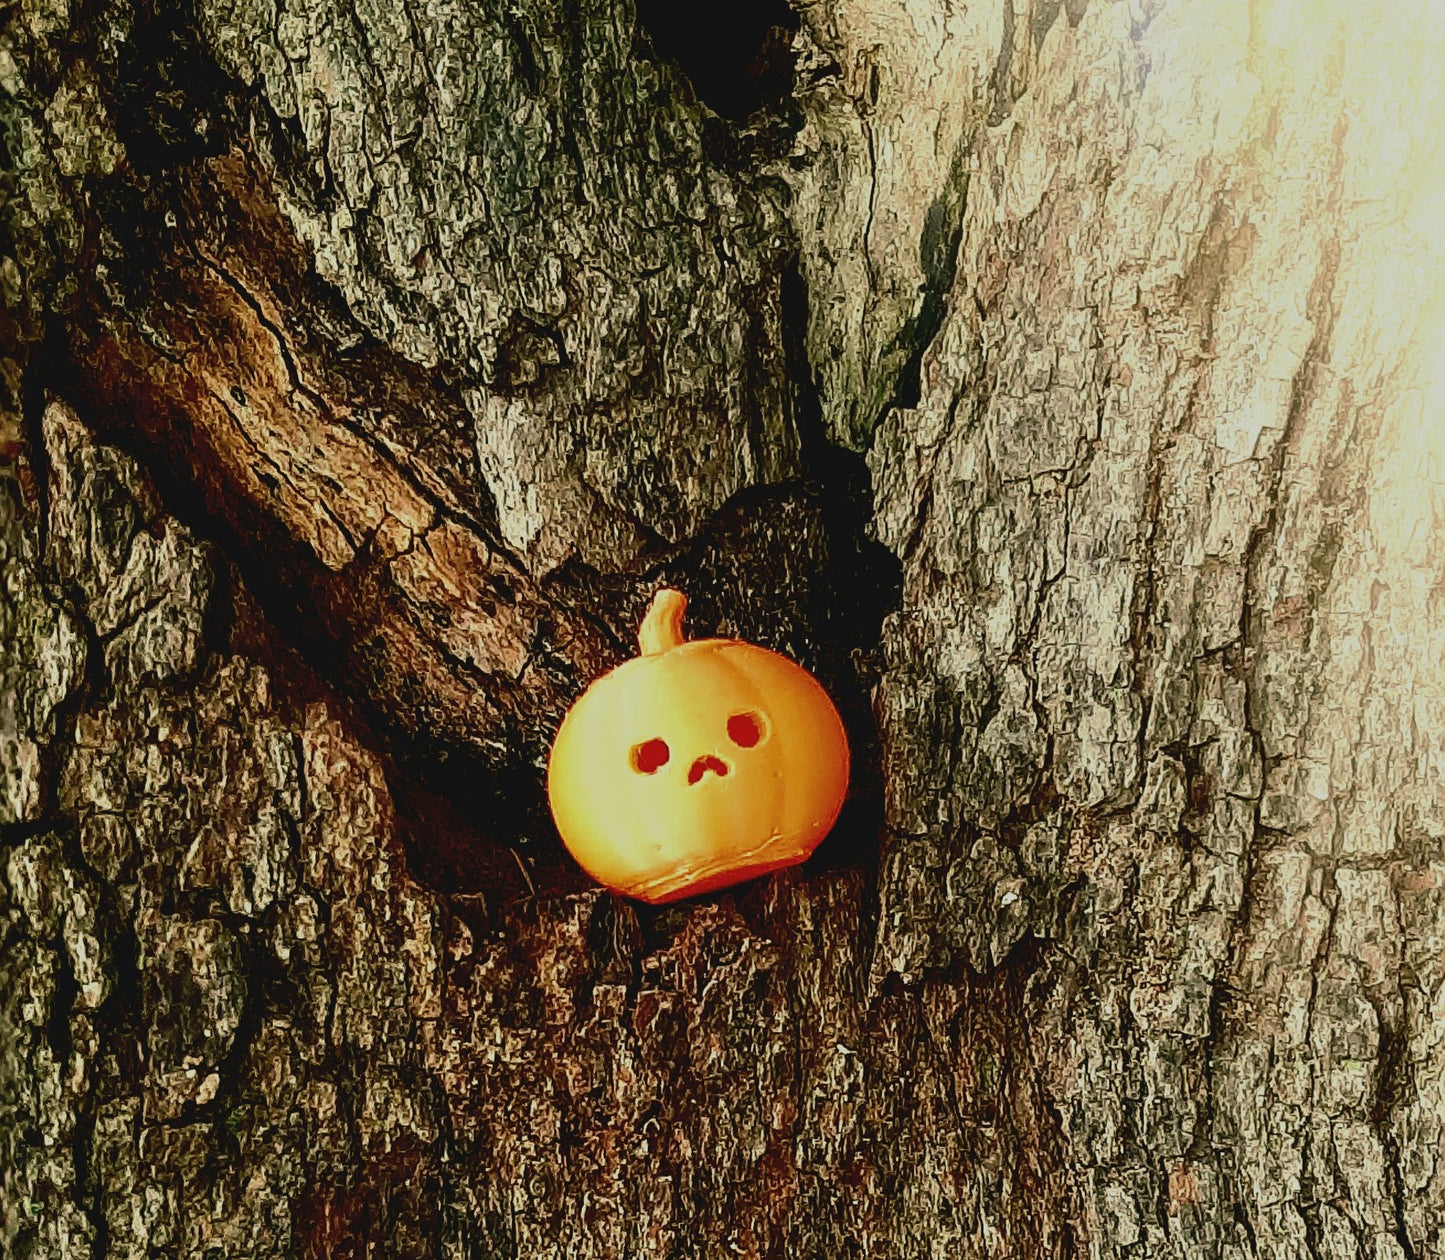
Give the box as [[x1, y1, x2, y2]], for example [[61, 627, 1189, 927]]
[[3, 0, 1444, 1257]]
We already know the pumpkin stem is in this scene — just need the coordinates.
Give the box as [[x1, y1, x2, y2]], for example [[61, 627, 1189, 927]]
[[638, 588, 688, 655]]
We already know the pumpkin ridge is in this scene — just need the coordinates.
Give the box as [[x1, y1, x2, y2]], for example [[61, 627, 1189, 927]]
[[622, 828, 797, 901]]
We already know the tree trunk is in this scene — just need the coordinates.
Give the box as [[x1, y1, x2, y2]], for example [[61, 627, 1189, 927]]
[[3, 0, 1443, 1255]]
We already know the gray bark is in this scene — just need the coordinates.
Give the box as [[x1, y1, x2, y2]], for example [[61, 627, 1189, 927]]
[[3, 0, 1443, 1257]]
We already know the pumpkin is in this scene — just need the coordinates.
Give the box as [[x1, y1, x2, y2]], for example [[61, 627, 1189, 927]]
[[547, 588, 850, 903]]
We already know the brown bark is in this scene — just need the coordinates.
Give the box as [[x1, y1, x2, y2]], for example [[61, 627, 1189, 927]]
[[3, 0, 1443, 1257]]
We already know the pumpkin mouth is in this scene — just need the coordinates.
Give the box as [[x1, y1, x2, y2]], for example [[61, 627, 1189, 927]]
[[686, 754, 730, 785]]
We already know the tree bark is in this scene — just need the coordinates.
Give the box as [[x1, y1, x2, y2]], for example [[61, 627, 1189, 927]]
[[3, 0, 1443, 1257]]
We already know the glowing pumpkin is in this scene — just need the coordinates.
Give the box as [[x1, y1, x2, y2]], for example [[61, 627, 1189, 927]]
[[546, 588, 850, 902]]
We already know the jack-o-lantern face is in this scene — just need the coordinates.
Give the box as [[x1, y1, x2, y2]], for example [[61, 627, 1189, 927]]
[[547, 588, 850, 902]]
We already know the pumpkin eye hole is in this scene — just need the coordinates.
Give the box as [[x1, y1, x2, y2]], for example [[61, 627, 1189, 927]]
[[727, 712, 766, 748], [630, 738, 671, 774]]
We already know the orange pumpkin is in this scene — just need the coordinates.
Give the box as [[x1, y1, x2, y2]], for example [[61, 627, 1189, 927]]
[[547, 588, 850, 902]]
